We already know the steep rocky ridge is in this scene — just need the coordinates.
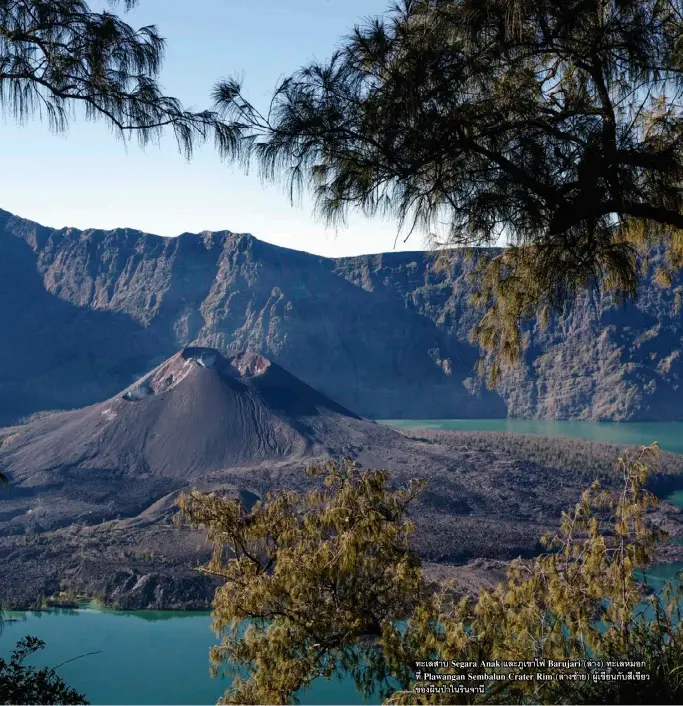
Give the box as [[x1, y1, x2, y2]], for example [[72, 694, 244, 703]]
[[1, 208, 681, 423]]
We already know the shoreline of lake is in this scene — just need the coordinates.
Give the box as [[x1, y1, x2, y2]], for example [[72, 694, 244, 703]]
[[377, 418, 683, 454], [3, 419, 683, 704], [3, 558, 681, 706]]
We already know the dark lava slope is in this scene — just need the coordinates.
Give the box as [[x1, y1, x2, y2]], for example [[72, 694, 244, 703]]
[[0, 347, 389, 485], [1, 349, 682, 609], [0, 347, 415, 536]]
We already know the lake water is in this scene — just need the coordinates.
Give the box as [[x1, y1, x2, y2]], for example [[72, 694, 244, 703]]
[[1, 608, 378, 705], [3, 562, 682, 706], [3, 559, 682, 706], [378, 419, 683, 454], [3, 419, 683, 705]]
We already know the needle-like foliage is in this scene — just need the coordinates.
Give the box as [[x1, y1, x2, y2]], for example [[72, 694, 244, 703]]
[[0, 0, 237, 158], [213, 0, 683, 380], [179, 448, 683, 705], [177, 460, 428, 704]]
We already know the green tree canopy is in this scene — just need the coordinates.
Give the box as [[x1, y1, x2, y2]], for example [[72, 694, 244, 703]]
[[0, 0, 234, 158], [213, 0, 683, 380], [177, 461, 428, 704], [0, 636, 89, 705], [179, 449, 683, 705]]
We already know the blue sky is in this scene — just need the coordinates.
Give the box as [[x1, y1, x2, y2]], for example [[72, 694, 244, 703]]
[[0, 0, 427, 257]]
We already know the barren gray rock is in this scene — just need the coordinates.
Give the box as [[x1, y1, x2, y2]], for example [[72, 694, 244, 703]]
[[1, 208, 682, 424], [1, 348, 681, 609]]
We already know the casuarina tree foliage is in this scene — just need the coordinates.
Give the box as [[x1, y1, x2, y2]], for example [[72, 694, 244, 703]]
[[0, 0, 234, 158], [179, 449, 683, 704], [177, 461, 429, 704], [213, 0, 683, 381]]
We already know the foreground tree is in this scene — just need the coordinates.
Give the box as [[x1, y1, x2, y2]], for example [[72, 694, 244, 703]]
[[0, 636, 88, 705], [177, 461, 428, 704], [0, 0, 233, 157], [214, 0, 683, 380], [179, 448, 683, 704]]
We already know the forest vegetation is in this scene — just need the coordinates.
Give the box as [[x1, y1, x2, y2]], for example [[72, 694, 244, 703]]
[[4, 1, 683, 704]]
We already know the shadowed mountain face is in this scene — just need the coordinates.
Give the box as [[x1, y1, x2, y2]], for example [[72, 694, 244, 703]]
[[0, 208, 682, 423], [2, 348, 681, 610]]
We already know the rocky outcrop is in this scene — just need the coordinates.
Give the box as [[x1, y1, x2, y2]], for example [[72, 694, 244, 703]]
[[0, 208, 681, 423], [102, 569, 219, 610]]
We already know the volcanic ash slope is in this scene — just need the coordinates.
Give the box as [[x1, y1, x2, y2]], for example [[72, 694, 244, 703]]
[[1, 347, 392, 488], [1, 347, 682, 609]]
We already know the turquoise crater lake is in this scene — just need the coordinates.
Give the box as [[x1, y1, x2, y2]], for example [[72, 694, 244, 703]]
[[378, 419, 683, 455], [3, 420, 683, 705], [1, 608, 379, 706], [4, 564, 682, 706]]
